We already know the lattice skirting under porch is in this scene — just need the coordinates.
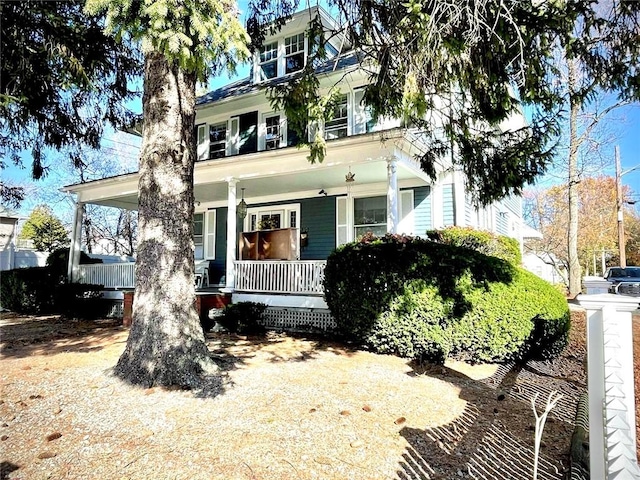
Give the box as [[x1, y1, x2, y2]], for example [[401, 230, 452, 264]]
[[262, 307, 336, 333]]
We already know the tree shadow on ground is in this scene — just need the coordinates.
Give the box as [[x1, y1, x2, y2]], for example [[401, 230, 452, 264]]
[[0, 313, 126, 359], [205, 330, 357, 367], [397, 359, 583, 479], [193, 331, 358, 398], [0, 461, 20, 480]]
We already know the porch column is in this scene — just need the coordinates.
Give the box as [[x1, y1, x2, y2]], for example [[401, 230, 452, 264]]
[[224, 178, 237, 291], [67, 200, 84, 282], [386, 157, 399, 234]]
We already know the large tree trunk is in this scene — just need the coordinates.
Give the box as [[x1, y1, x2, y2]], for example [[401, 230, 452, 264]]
[[114, 51, 215, 388], [567, 58, 582, 298]]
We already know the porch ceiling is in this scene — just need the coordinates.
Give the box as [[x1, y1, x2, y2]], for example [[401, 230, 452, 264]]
[[64, 131, 430, 209]]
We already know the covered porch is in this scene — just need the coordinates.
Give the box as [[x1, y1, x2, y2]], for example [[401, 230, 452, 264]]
[[63, 129, 437, 308]]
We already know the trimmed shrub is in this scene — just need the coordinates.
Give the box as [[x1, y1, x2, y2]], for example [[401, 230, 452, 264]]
[[218, 302, 267, 335], [0, 267, 57, 314], [0, 266, 105, 317], [426, 226, 522, 265], [324, 234, 569, 364]]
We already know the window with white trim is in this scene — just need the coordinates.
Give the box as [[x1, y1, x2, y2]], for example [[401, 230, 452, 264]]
[[265, 114, 282, 150], [354, 196, 387, 237], [324, 94, 349, 140], [246, 203, 300, 232], [259, 41, 278, 80], [285, 33, 305, 74], [209, 122, 227, 159], [336, 191, 415, 245]]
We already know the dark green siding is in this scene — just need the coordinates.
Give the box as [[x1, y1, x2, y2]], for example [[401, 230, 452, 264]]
[[300, 196, 336, 260]]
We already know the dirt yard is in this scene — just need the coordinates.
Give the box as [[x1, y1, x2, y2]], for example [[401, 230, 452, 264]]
[[0, 311, 587, 480]]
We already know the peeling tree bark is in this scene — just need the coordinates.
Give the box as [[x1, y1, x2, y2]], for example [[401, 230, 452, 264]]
[[113, 51, 215, 388]]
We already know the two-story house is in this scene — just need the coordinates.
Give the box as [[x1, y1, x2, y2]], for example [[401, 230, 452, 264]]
[[63, 7, 525, 328]]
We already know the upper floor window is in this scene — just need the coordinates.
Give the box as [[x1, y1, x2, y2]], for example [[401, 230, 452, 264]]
[[265, 114, 282, 150], [259, 42, 278, 80], [285, 33, 305, 74], [324, 94, 348, 140], [209, 122, 227, 159]]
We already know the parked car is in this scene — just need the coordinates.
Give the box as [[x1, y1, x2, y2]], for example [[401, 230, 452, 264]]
[[604, 266, 640, 296]]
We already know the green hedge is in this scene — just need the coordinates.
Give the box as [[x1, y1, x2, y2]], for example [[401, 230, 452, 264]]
[[324, 233, 569, 364], [0, 267, 106, 318], [426, 226, 522, 265]]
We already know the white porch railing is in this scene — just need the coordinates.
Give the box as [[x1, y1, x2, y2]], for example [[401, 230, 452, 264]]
[[78, 262, 135, 288], [234, 260, 326, 295], [578, 294, 640, 480]]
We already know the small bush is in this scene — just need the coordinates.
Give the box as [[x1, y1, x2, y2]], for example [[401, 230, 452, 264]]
[[0, 266, 105, 317], [324, 233, 569, 364], [218, 302, 267, 335], [0, 267, 56, 314], [426, 226, 522, 265]]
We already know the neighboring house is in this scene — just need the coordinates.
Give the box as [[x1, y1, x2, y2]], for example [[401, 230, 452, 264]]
[[0, 207, 48, 271], [521, 224, 566, 285], [62, 7, 526, 324]]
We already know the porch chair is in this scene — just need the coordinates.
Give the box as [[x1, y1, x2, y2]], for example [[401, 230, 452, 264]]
[[194, 261, 209, 289]]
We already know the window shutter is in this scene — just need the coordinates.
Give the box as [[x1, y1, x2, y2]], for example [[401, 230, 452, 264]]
[[205, 210, 216, 259], [196, 124, 207, 160], [228, 117, 239, 155], [336, 196, 348, 246], [353, 90, 366, 135], [398, 190, 415, 235]]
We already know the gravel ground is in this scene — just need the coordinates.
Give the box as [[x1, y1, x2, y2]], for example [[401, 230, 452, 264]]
[[0, 312, 586, 480]]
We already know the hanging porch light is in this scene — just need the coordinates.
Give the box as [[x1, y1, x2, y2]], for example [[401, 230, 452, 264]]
[[237, 188, 248, 220]]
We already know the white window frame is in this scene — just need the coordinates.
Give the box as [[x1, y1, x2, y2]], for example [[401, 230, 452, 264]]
[[336, 191, 414, 246], [259, 112, 287, 151], [253, 32, 308, 82], [324, 93, 350, 140], [194, 212, 205, 260], [245, 203, 300, 232], [284, 32, 306, 75], [258, 41, 278, 81], [208, 121, 227, 159]]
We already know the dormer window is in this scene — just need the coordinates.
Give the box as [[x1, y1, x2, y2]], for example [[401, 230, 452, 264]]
[[254, 32, 310, 82], [259, 42, 278, 80], [285, 33, 305, 74]]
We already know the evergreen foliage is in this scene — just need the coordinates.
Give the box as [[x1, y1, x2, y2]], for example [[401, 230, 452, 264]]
[[20, 205, 70, 253], [0, 0, 141, 207], [323, 234, 569, 364], [249, 0, 573, 205], [426, 226, 522, 265]]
